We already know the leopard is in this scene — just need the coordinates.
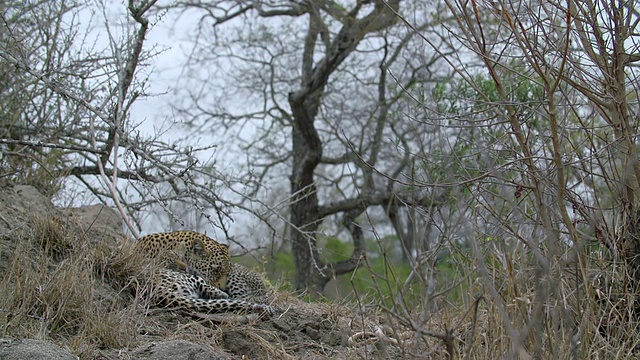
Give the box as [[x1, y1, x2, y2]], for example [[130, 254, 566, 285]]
[[136, 230, 274, 315], [225, 263, 274, 305], [136, 230, 231, 288]]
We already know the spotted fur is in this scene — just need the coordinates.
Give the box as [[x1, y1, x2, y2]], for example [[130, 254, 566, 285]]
[[137, 230, 274, 315]]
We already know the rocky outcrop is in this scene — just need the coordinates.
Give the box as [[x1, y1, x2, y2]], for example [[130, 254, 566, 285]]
[[0, 186, 123, 274], [131, 340, 235, 360], [0, 338, 76, 360]]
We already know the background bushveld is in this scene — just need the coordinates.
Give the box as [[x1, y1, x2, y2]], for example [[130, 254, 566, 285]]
[[3, 0, 640, 358]]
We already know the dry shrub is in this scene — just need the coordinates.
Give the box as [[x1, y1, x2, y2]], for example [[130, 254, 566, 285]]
[[350, 241, 640, 359], [100, 236, 153, 290], [586, 261, 640, 357]]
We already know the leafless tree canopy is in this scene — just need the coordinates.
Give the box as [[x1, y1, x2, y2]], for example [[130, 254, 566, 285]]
[[0, 0, 232, 236]]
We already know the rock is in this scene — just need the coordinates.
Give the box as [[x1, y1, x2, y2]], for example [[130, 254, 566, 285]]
[[61, 204, 124, 248], [132, 339, 234, 360], [0, 185, 58, 234], [0, 338, 76, 360], [0, 186, 124, 275], [0, 186, 60, 274]]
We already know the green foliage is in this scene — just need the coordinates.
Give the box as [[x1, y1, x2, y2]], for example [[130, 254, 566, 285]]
[[320, 235, 418, 306], [263, 250, 296, 292], [433, 72, 544, 119], [322, 235, 353, 262], [345, 254, 418, 307], [429, 71, 549, 204], [264, 235, 475, 309]]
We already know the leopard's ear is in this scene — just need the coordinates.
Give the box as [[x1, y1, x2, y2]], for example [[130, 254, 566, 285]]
[[192, 238, 205, 254]]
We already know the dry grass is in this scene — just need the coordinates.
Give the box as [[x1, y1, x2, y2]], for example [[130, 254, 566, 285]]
[[5, 214, 638, 359], [348, 243, 640, 359], [0, 216, 145, 357], [0, 215, 391, 359]]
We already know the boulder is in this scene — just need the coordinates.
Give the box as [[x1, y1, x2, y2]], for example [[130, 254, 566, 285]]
[[132, 339, 234, 360], [0, 338, 76, 360]]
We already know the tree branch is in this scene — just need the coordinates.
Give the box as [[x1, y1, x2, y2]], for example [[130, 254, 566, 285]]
[[68, 165, 163, 182], [0, 139, 107, 155], [325, 208, 366, 278], [317, 190, 444, 220]]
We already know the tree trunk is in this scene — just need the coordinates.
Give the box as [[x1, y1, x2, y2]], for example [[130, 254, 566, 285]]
[[286, 1, 402, 295], [288, 90, 325, 296]]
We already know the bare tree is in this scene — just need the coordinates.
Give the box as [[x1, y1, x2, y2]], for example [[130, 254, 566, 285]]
[[161, 0, 461, 295], [0, 0, 232, 236]]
